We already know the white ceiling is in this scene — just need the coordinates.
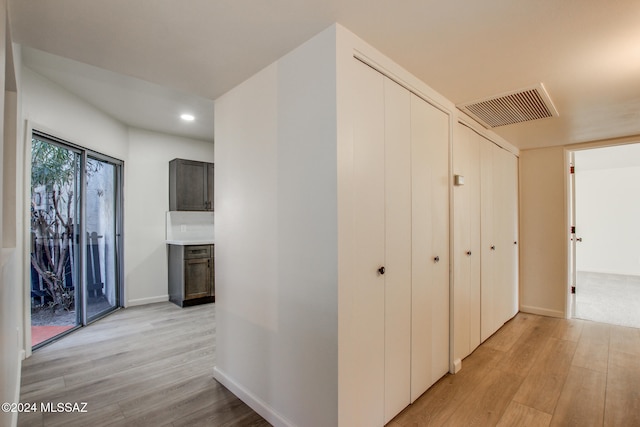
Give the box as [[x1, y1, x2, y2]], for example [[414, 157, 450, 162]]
[[21, 47, 215, 142], [8, 0, 640, 149]]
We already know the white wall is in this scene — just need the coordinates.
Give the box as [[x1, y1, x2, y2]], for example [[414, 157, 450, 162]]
[[214, 25, 338, 427], [125, 128, 213, 305], [22, 67, 129, 159], [519, 147, 567, 318], [1, 2, 24, 425], [575, 165, 640, 276]]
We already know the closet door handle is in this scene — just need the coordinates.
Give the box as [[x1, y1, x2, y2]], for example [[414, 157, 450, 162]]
[[378, 266, 385, 275], [466, 251, 472, 256], [434, 256, 440, 263], [490, 245, 496, 250]]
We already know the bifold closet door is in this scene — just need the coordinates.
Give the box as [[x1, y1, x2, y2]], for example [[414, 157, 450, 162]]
[[410, 94, 450, 402], [507, 153, 519, 318], [347, 58, 386, 426], [348, 59, 413, 427], [452, 124, 481, 361], [348, 58, 451, 423], [481, 141, 519, 341], [481, 140, 504, 341], [383, 77, 412, 423], [495, 148, 519, 322]]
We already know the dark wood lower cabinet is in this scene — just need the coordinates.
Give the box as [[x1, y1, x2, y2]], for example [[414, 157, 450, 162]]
[[168, 244, 215, 307]]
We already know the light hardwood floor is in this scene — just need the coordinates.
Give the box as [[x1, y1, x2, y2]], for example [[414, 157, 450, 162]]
[[390, 312, 640, 427], [19, 304, 640, 426], [18, 302, 269, 427]]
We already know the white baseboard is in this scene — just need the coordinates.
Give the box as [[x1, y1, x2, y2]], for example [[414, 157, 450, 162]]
[[10, 350, 24, 427], [520, 305, 565, 318], [213, 366, 295, 427], [126, 295, 169, 307]]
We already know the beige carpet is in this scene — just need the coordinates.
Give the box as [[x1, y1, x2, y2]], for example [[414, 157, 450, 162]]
[[575, 271, 640, 328]]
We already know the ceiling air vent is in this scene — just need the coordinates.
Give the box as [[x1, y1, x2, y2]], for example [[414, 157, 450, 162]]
[[457, 83, 558, 128]]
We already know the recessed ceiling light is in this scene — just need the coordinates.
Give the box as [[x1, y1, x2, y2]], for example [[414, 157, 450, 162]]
[[180, 113, 195, 121]]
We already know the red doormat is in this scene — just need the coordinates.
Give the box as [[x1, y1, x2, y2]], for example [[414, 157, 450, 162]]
[[31, 325, 74, 347]]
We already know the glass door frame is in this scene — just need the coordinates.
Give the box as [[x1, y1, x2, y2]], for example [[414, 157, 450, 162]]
[[30, 133, 83, 344], [31, 130, 124, 343], [82, 150, 124, 324]]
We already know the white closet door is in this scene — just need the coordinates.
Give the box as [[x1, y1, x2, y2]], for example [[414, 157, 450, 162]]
[[468, 140, 482, 352], [480, 139, 497, 342], [508, 153, 519, 318], [500, 149, 519, 320], [346, 58, 386, 427], [452, 124, 481, 362], [410, 94, 450, 401], [383, 78, 412, 423], [482, 142, 519, 342], [453, 126, 471, 361]]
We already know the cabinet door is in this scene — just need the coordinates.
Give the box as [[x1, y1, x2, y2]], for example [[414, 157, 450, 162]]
[[184, 258, 211, 299], [410, 94, 450, 401], [207, 163, 215, 211], [174, 159, 208, 211]]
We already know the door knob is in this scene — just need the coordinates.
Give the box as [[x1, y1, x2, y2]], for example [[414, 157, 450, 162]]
[[434, 256, 440, 263], [466, 251, 472, 256], [378, 266, 385, 275], [490, 245, 496, 250], [576, 237, 583, 242]]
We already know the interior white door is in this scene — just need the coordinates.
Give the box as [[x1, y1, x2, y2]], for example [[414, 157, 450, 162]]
[[410, 94, 450, 402], [480, 139, 497, 342], [452, 123, 481, 362], [491, 146, 519, 329], [503, 150, 519, 319], [494, 145, 511, 328], [348, 58, 452, 423], [383, 77, 412, 423], [468, 133, 482, 353], [345, 58, 386, 426], [481, 141, 519, 341]]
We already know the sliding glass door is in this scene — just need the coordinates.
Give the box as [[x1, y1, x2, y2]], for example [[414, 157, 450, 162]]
[[30, 137, 82, 346], [30, 132, 123, 348], [85, 155, 122, 322]]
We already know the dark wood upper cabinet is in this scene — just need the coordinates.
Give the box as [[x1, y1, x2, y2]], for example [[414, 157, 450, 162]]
[[207, 162, 214, 210], [169, 158, 214, 211]]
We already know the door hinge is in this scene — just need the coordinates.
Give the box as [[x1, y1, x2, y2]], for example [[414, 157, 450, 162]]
[[571, 226, 576, 234], [570, 165, 575, 174], [571, 286, 576, 294]]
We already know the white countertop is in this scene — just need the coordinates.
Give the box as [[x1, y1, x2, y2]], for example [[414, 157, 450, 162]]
[[165, 240, 215, 246]]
